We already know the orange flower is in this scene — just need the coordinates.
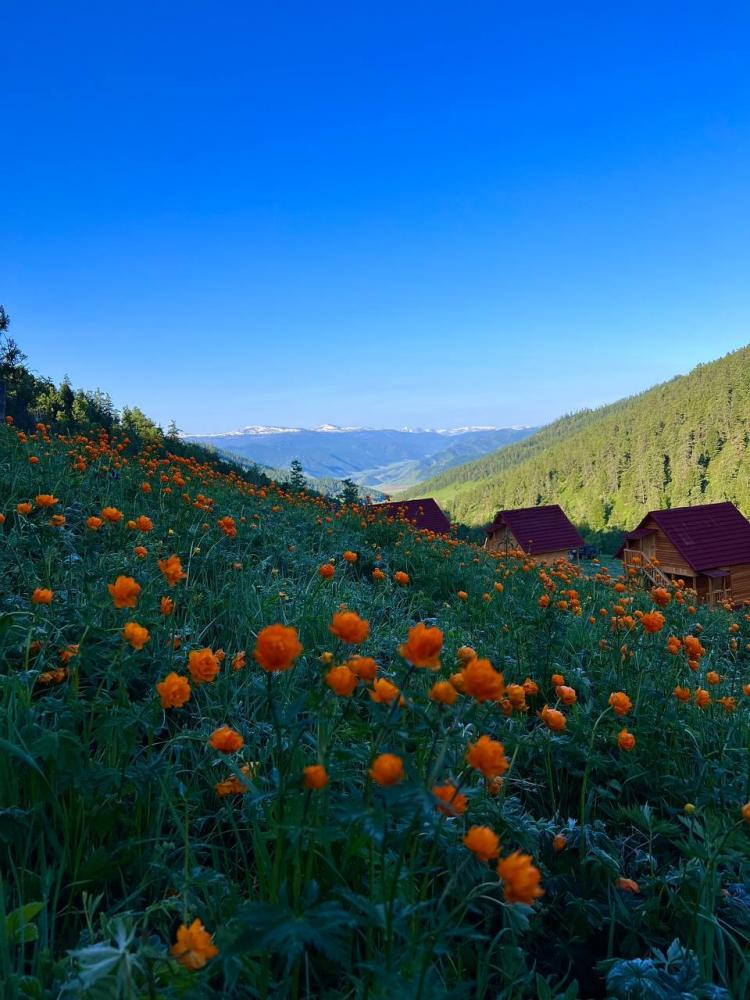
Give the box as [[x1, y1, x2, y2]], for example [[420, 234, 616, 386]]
[[706, 670, 721, 685], [101, 506, 123, 523], [555, 685, 577, 706], [694, 688, 710, 709], [432, 782, 467, 815], [742, 802, 750, 824], [347, 656, 378, 681], [35, 494, 58, 508], [159, 554, 187, 586], [133, 545, 148, 559], [122, 622, 150, 650], [371, 568, 385, 581], [188, 648, 221, 685], [318, 563, 335, 580], [651, 587, 671, 607], [641, 611, 665, 634], [616, 877, 640, 893], [330, 610, 369, 644], [463, 825, 500, 861], [617, 729, 635, 751], [506, 683, 527, 709], [325, 665, 358, 696], [107, 575, 141, 609], [303, 764, 329, 790], [457, 590, 468, 601], [551, 673, 565, 687], [683, 635, 705, 659], [538, 594, 550, 608], [156, 672, 191, 708], [343, 550, 358, 563], [253, 624, 303, 672], [456, 645, 477, 665], [58, 643, 79, 664], [16, 502, 33, 516], [369, 753, 404, 786], [718, 696, 736, 713], [539, 704, 566, 731], [86, 515, 103, 531], [552, 834, 567, 853], [232, 650, 247, 671], [216, 763, 255, 796], [429, 680, 458, 705], [466, 735, 509, 778], [135, 515, 153, 532], [209, 726, 244, 752], [370, 677, 400, 703], [31, 587, 54, 605], [461, 657, 504, 703], [522, 677, 539, 696], [170, 918, 218, 970], [217, 515, 237, 538], [393, 571, 410, 586], [398, 622, 443, 669], [673, 685, 691, 702], [494, 582, 504, 593], [666, 635, 682, 655], [608, 691, 632, 716], [497, 852, 544, 904], [160, 596, 175, 616]]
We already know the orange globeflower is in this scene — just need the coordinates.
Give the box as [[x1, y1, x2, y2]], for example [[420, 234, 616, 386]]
[[497, 852, 544, 904], [617, 729, 635, 751], [461, 658, 504, 703], [156, 672, 191, 709], [673, 685, 691, 702], [456, 645, 477, 665], [371, 568, 385, 581], [330, 610, 369, 644], [429, 680, 458, 705], [666, 636, 682, 655], [552, 834, 567, 853], [457, 590, 468, 601], [159, 554, 187, 586], [742, 802, 750, 824], [253, 624, 303, 672], [107, 575, 141, 609], [555, 685, 577, 706], [369, 753, 404, 786], [347, 656, 378, 681], [370, 677, 400, 703], [303, 764, 329, 790], [342, 550, 358, 563], [539, 705, 566, 732], [217, 516, 237, 538], [86, 515, 103, 531], [463, 826, 500, 862], [216, 763, 255, 796], [641, 611, 665, 634], [122, 622, 150, 650], [325, 665, 358, 697], [551, 673, 565, 687], [608, 691, 633, 716], [209, 726, 244, 752], [538, 594, 550, 608], [616, 877, 640, 893], [318, 563, 335, 580], [398, 622, 443, 669], [160, 596, 175, 616], [188, 648, 221, 685], [133, 545, 148, 559], [694, 688, 711, 709], [31, 587, 54, 605], [706, 670, 721, 686], [432, 782, 467, 815], [393, 571, 410, 586], [232, 650, 247, 671], [49, 514, 65, 527], [651, 587, 671, 607], [522, 677, 539, 697], [101, 506, 123, 523], [683, 635, 705, 659], [466, 735, 509, 778], [35, 494, 58, 508], [135, 515, 153, 532], [170, 918, 219, 970], [506, 684, 526, 709], [16, 502, 33, 516]]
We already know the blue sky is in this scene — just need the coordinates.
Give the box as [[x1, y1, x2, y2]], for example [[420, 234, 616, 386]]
[[3, 2, 750, 433]]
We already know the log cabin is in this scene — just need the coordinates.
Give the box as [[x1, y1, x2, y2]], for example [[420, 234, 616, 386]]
[[484, 504, 584, 563], [616, 501, 750, 605], [367, 497, 452, 535]]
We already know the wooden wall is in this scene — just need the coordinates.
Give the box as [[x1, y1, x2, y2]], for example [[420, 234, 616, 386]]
[[729, 565, 750, 603]]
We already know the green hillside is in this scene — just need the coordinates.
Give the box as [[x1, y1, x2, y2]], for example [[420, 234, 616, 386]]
[[410, 345, 750, 532]]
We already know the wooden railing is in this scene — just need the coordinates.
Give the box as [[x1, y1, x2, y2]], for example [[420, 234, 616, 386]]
[[708, 588, 732, 606], [621, 549, 672, 589]]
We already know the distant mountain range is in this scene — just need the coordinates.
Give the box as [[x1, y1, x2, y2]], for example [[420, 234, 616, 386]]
[[185, 425, 537, 491]]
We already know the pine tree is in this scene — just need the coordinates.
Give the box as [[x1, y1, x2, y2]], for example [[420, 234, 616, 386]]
[[289, 459, 306, 492], [338, 478, 360, 506]]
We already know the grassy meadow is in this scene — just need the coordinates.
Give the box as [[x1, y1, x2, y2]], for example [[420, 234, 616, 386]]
[[1, 420, 749, 999]]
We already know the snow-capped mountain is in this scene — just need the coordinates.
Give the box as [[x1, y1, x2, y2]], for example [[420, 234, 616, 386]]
[[185, 424, 537, 491]]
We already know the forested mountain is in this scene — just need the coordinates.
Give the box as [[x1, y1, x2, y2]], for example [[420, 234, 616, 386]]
[[410, 345, 750, 532]]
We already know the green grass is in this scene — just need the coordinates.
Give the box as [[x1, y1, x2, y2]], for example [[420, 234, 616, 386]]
[[0, 423, 749, 999]]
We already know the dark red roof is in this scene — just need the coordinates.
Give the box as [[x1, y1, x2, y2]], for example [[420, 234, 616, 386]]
[[368, 497, 451, 535], [621, 502, 750, 572], [485, 504, 584, 555]]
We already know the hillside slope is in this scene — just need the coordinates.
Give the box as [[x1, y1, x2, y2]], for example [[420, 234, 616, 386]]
[[410, 345, 750, 530]]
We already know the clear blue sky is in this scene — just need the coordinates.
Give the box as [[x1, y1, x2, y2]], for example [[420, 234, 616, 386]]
[[3, 2, 750, 433]]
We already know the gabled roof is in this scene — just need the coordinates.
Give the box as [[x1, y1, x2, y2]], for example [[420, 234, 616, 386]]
[[619, 502, 750, 572], [485, 504, 584, 555], [368, 497, 451, 535]]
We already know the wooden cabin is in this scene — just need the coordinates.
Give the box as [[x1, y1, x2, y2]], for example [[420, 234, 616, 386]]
[[484, 504, 584, 563], [616, 502, 750, 605], [367, 497, 452, 535]]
